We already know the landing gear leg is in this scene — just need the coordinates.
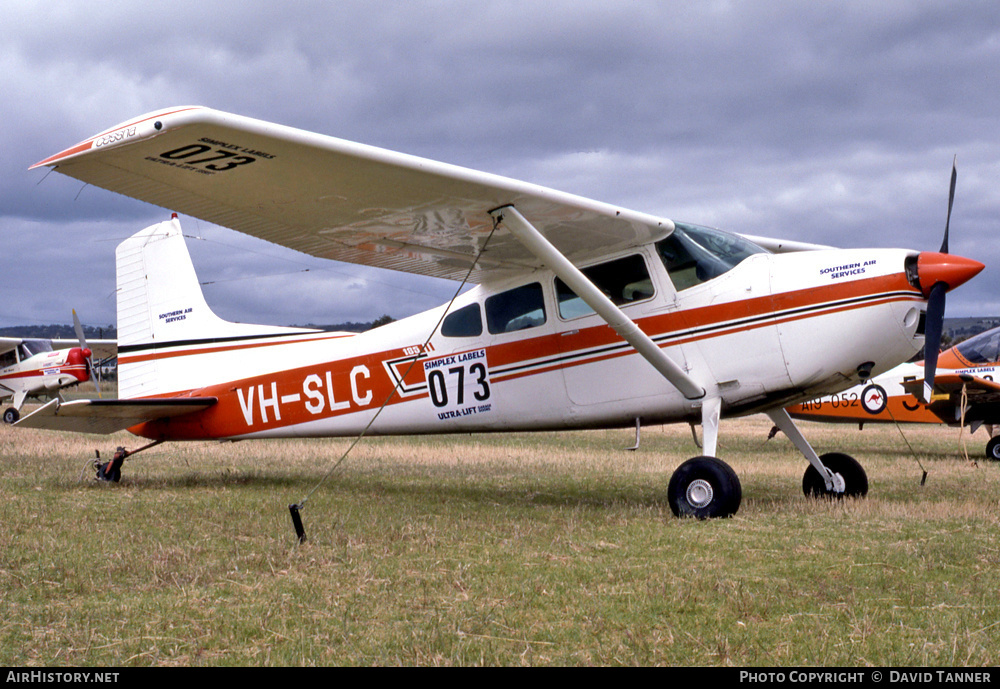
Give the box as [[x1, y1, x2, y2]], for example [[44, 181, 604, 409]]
[[766, 408, 868, 498]]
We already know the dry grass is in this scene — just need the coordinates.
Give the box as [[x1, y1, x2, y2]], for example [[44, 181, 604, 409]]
[[2, 410, 1000, 666]]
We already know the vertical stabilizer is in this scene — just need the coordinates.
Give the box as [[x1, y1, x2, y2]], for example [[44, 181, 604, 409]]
[[116, 216, 315, 398]]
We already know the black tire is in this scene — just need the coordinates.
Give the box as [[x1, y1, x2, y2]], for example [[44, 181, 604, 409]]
[[96, 461, 121, 483], [802, 452, 868, 498], [668, 456, 742, 519], [2, 407, 18, 424], [986, 437, 1000, 462]]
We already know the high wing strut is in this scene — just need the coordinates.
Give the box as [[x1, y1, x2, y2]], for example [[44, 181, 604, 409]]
[[491, 205, 706, 401]]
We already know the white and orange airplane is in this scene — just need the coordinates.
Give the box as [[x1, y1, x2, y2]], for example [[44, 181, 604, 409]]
[[1, 314, 115, 424], [20, 106, 984, 517], [787, 325, 1000, 460]]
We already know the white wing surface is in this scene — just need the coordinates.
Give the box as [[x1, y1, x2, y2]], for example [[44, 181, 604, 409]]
[[33, 107, 675, 282], [50, 339, 117, 359], [0, 338, 23, 356]]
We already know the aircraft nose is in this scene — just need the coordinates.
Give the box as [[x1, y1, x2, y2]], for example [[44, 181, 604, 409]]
[[916, 252, 984, 297]]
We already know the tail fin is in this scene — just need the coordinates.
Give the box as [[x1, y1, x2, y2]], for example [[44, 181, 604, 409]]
[[116, 216, 315, 398]]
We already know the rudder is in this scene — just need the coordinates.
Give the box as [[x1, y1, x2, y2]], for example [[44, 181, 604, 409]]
[[116, 216, 314, 398]]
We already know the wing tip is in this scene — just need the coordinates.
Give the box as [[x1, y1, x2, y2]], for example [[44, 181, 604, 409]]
[[29, 105, 210, 170]]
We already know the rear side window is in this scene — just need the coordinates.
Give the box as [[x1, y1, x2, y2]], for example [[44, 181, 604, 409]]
[[486, 283, 546, 334], [441, 303, 483, 337], [556, 254, 653, 319]]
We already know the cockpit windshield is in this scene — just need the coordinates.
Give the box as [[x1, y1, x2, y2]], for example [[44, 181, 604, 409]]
[[955, 328, 1000, 365], [656, 222, 767, 292], [21, 339, 53, 357]]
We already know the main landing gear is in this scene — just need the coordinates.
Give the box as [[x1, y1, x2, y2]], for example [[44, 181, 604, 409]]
[[2, 407, 18, 424], [986, 436, 1000, 462], [666, 408, 869, 519], [668, 456, 742, 519], [802, 452, 869, 498]]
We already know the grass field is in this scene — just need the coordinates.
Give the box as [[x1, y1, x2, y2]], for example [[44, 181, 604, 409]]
[[2, 398, 999, 666]]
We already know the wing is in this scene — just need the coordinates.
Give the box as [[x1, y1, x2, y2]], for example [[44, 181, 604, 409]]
[[50, 339, 117, 359], [15, 397, 217, 435], [0, 337, 22, 356], [32, 107, 676, 282], [740, 234, 834, 253], [901, 373, 1000, 422]]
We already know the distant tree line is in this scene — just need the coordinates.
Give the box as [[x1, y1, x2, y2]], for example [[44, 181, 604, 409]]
[[0, 324, 116, 339], [293, 314, 396, 332], [0, 315, 396, 338]]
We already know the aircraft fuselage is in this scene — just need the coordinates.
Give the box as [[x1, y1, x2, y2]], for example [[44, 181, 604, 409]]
[[129, 244, 926, 441]]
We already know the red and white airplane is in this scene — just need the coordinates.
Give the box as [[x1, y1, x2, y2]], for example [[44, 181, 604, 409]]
[[787, 325, 1000, 459], [1, 315, 115, 424], [20, 106, 983, 517]]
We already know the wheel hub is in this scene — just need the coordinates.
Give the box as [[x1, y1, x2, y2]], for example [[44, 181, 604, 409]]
[[686, 479, 714, 508]]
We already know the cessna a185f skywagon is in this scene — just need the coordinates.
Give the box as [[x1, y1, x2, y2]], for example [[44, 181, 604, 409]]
[[23, 107, 983, 517]]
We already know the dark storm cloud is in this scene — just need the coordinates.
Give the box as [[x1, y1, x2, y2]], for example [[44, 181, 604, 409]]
[[4, 1, 999, 328]]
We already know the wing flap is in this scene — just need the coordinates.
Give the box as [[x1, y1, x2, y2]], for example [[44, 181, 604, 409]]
[[901, 374, 1000, 425], [33, 107, 673, 282], [903, 373, 1000, 399], [15, 397, 217, 434]]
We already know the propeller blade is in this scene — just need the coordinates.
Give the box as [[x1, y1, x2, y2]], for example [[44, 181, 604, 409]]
[[72, 309, 102, 398], [72, 309, 88, 350], [922, 282, 947, 403], [921, 158, 963, 403], [89, 359, 103, 398], [940, 156, 956, 254]]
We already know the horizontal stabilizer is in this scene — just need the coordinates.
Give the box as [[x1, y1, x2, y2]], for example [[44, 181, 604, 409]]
[[15, 397, 216, 434]]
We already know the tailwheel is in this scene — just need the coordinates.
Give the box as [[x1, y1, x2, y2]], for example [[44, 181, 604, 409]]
[[90, 441, 163, 484], [802, 452, 868, 499], [3, 407, 18, 424], [985, 436, 1000, 462], [668, 456, 742, 519], [94, 447, 128, 483]]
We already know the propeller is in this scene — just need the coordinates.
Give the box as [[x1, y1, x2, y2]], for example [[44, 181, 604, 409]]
[[916, 158, 982, 403], [72, 309, 102, 398]]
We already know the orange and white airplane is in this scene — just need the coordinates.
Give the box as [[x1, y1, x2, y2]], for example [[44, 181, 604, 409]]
[[787, 325, 1000, 460], [20, 106, 983, 517], [1, 314, 115, 424]]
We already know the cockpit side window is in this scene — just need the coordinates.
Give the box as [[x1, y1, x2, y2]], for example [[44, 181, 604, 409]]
[[555, 254, 653, 319], [656, 222, 766, 291], [486, 282, 546, 334], [0, 349, 16, 368], [441, 303, 483, 338]]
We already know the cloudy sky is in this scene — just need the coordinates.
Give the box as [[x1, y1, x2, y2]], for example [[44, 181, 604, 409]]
[[4, 1, 999, 331]]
